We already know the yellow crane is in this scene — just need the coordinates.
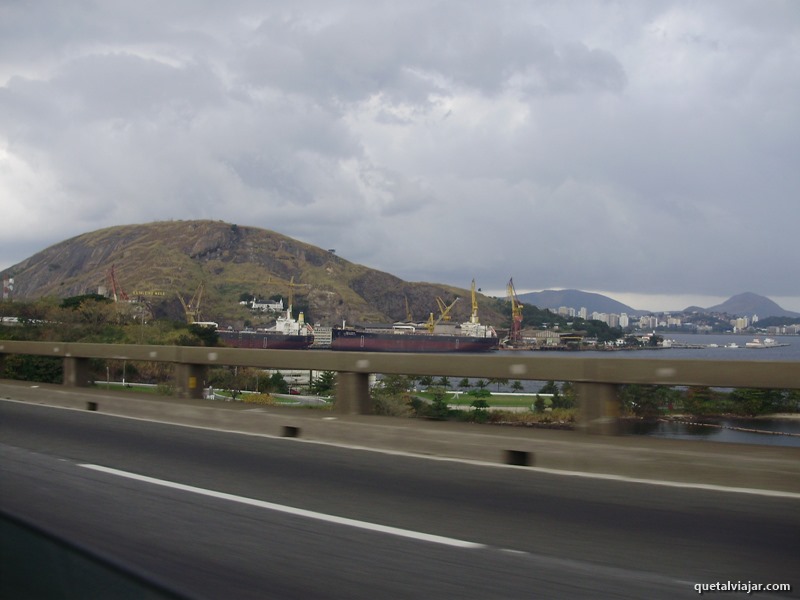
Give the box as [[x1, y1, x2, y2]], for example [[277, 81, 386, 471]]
[[435, 297, 453, 321], [468, 279, 480, 324], [177, 283, 204, 324], [507, 278, 523, 345], [426, 297, 459, 332], [404, 295, 413, 322]]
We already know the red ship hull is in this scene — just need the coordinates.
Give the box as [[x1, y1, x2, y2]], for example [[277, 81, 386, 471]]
[[217, 330, 313, 350], [331, 328, 498, 353]]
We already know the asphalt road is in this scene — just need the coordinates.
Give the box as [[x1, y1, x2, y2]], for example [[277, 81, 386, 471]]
[[2, 399, 798, 599]]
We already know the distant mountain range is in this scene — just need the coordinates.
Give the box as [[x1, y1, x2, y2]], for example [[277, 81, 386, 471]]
[[517, 289, 799, 319], [2, 220, 796, 324], [516, 289, 640, 317], [692, 292, 799, 319]]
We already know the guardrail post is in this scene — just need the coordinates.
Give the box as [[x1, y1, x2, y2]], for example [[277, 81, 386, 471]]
[[335, 371, 372, 415], [175, 363, 206, 399], [63, 357, 92, 387], [575, 382, 621, 435]]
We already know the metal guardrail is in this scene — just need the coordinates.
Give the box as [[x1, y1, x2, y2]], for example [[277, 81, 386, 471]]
[[1, 340, 799, 434]]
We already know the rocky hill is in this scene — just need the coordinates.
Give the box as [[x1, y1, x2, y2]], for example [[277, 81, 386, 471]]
[[701, 292, 799, 319], [0, 220, 507, 329], [515, 289, 642, 317]]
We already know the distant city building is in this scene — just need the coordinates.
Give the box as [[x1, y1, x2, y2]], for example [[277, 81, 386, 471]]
[[639, 315, 658, 329], [2, 276, 13, 300], [731, 316, 749, 331], [531, 330, 560, 347], [242, 298, 284, 312]]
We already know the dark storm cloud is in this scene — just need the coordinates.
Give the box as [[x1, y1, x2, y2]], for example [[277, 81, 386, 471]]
[[0, 0, 798, 311]]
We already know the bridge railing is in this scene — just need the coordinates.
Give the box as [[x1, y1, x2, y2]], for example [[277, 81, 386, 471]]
[[1, 340, 798, 434]]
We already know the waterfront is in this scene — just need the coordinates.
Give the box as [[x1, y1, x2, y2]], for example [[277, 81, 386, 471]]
[[503, 332, 800, 446], [623, 416, 800, 448], [563, 332, 800, 361]]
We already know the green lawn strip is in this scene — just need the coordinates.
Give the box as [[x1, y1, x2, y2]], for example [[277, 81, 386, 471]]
[[414, 391, 540, 408], [97, 383, 161, 395]]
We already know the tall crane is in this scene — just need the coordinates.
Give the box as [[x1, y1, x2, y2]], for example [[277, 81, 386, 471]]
[[177, 283, 204, 324], [435, 297, 453, 321], [468, 279, 480, 324], [107, 265, 129, 302], [426, 297, 459, 332], [404, 295, 413, 322], [507, 278, 523, 345]]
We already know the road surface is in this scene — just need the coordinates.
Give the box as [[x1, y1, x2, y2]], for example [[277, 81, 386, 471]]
[[2, 399, 798, 599]]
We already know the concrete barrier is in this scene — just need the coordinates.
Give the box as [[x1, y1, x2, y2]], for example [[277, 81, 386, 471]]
[[2, 340, 799, 435], [2, 380, 799, 495]]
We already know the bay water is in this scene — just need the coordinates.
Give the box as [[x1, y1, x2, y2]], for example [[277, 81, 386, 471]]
[[506, 332, 800, 446]]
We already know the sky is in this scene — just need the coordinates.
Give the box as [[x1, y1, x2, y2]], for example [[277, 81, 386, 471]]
[[1, 1, 799, 313]]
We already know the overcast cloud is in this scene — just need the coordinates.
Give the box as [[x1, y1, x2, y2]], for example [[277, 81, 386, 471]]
[[1, 0, 798, 311]]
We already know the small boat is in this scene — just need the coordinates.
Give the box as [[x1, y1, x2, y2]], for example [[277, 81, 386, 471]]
[[745, 337, 785, 349]]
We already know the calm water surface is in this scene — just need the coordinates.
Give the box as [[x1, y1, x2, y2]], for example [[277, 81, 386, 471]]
[[562, 332, 800, 361], [510, 332, 800, 446], [624, 417, 800, 448]]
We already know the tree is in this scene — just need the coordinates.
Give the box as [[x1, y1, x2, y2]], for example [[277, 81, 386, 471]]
[[489, 377, 508, 392], [620, 385, 673, 417], [729, 388, 786, 417], [436, 376, 451, 390], [427, 388, 450, 419], [539, 381, 561, 407], [470, 398, 490, 422], [188, 323, 219, 347], [1, 355, 62, 384], [266, 372, 289, 394], [208, 367, 247, 401], [417, 375, 434, 388], [61, 294, 112, 310], [310, 371, 336, 396], [682, 386, 716, 416], [379, 375, 413, 395], [458, 378, 471, 391], [511, 380, 524, 393]]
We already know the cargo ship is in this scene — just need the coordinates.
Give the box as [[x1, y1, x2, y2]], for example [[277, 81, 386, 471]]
[[217, 304, 314, 350], [331, 280, 498, 353], [330, 324, 498, 353]]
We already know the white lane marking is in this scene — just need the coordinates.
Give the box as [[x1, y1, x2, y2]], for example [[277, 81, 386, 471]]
[[79, 463, 486, 550], [307, 445, 800, 500], [519, 466, 800, 500]]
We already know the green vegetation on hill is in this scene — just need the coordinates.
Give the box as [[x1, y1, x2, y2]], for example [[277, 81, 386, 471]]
[[0, 220, 508, 330]]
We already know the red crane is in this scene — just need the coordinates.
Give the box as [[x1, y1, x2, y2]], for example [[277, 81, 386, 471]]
[[107, 265, 129, 302]]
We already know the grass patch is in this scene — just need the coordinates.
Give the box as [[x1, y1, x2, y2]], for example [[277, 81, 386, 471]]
[[414, 391, 537, 408], [486, 408, 577, 427], [95, 382, 163, 395]]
